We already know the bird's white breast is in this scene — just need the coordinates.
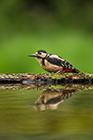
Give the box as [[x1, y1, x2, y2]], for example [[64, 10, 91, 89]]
[[42, 59, 63, 72]]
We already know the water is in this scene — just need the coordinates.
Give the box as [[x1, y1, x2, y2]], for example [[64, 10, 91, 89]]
[[0, 84, 93, 140]]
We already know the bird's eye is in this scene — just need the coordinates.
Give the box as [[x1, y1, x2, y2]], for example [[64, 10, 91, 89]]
[[38, 52, 41, 55]]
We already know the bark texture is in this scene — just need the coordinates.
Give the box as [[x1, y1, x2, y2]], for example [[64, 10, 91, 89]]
[[0, 73, 93, 85]]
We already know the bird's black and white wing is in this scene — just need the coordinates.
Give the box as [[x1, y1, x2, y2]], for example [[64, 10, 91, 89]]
[[47, 54, 79, 73], [47, 55, 73, 69]]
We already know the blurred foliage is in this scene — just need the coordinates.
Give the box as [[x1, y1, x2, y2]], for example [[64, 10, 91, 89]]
[[0, 0, 93, 73]]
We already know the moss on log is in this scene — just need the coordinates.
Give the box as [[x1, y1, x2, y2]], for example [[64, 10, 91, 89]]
[[0, 73, 93, 85]]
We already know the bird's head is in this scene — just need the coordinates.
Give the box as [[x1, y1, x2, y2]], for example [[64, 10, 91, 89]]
[[29, 50, 48, 59]]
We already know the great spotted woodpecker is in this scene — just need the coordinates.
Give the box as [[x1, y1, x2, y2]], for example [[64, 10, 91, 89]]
[[29, 50, 79, 73]]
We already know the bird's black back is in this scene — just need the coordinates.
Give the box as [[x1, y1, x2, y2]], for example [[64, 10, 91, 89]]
[[46, 56, 72, 68]]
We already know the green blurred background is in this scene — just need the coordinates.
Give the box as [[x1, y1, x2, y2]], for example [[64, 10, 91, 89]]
[[0, 0, 93, 73]]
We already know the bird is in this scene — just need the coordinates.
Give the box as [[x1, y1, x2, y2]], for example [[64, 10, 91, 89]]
[[29, 50, 80, 73]]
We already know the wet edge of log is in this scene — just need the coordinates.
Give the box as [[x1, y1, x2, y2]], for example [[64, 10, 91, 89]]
[[0, 73, 93, 85]]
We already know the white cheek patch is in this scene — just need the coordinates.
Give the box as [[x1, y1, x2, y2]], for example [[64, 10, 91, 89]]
[[41, 52, 46, 57]]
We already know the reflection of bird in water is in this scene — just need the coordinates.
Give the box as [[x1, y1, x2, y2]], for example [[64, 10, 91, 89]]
[[29, 50, 80, 73], [35, 88, 76, 111]]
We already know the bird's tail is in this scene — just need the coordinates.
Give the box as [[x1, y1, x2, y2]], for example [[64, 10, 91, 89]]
[[72, 68, 80, 73]]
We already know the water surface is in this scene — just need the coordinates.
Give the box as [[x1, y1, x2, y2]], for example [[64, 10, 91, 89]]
[[0, 84, 93, 140]]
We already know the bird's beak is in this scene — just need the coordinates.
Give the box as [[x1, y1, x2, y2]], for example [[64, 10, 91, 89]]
[[28, 54, 37, 57]]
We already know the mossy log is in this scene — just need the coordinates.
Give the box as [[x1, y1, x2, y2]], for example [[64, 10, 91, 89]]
[[0, 73, 93, 85]]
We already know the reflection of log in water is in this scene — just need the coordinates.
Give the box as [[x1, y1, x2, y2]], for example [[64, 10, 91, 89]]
[[0, 83, 93, 111]]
